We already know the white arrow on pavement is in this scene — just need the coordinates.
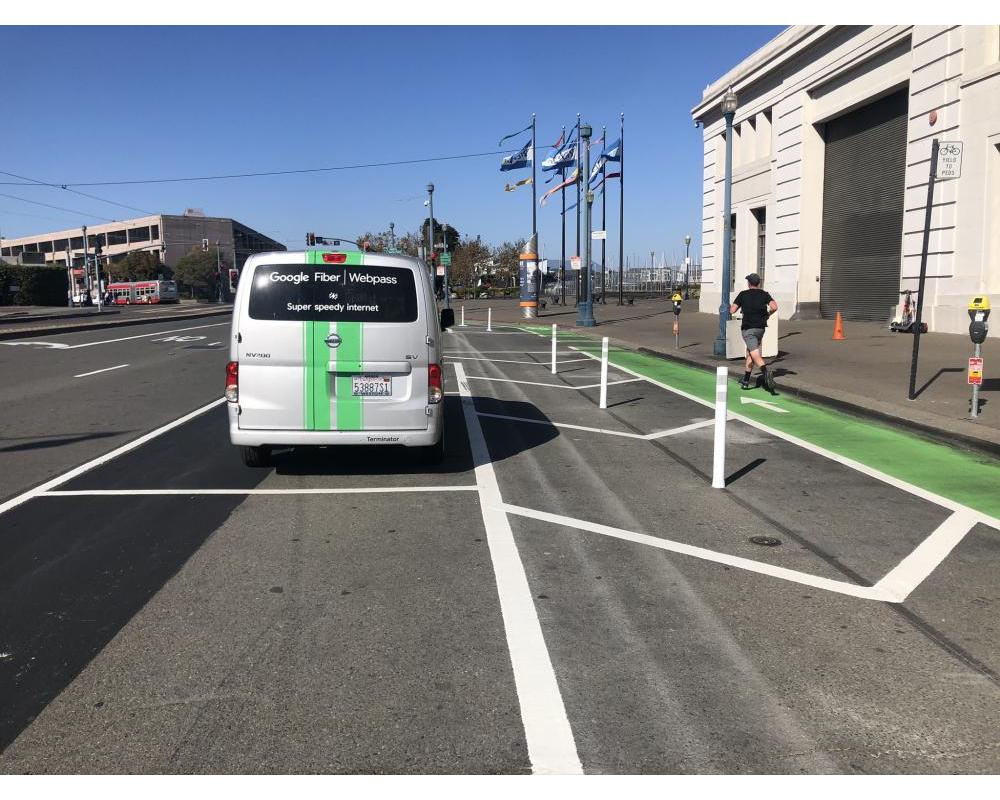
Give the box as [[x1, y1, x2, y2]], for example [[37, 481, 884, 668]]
[[740, 396, 788, 413]]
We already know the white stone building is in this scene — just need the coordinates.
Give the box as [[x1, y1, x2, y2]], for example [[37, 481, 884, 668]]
[[692, 25, 1000, 336]]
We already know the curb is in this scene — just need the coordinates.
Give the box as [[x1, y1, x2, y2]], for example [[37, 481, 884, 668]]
[[630, 345, 1000, 460], [0, 307, 232, 341]]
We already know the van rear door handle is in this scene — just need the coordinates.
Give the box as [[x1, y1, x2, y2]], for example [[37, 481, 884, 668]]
[[327, 361, 413, 375]]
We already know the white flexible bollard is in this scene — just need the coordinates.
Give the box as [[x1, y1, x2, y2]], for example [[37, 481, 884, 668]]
[[460, 305, 466, 327], [599, 337, 609, 409], [551, 324, 557, 374], [487, 307, 492, 332], [712, 366, 728, 488]]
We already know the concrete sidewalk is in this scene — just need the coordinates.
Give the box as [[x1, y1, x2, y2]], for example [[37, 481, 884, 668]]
[[454, 296, 1000, 455]]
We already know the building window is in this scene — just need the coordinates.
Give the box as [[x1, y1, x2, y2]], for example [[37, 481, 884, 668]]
[[1, 247, 10, 256], [752, 207, 766, 283], [129, 226, 150, 243], [70, 236, 83, 249], [107, 229, 127, 246], [150, 225, 160, 240], [53, 239, 68, 251]]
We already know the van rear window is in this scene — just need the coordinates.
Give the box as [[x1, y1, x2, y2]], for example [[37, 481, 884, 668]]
[[248, 264, 418, 322]]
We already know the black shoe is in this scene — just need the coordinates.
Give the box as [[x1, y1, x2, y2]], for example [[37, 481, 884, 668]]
[[740, 376, 752, 390]]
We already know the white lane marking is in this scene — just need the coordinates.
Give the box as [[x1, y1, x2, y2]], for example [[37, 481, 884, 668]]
[[570, 347, 1000, 532], [43, 486, 479, 497], [476, 411, 717, 442], [444, 350, 580, 355], [740, 396, 788, 413], [450, 332, 527, 335], [464, 375, 642, 391], [73, 363, 129, 378], [207, 341, 222, 346], [502, 503, 890, 602], [0, 341, 70, 349], [874, 509, 980, 602], [0, 398, 226, 518], [454, 362, 582, 774], [644, 419, 717, 439], [62, 322, 228, 350], [444, 355, 592, 366], [477, 412, 646, 439]]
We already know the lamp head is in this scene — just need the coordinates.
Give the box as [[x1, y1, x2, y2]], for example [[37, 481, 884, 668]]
[[722, 86, 738, 115]]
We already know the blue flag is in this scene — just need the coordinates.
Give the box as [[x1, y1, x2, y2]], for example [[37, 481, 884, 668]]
[[603, 139, 622, 162], [500, 140, 532, 172], [542, 142, 577, 172]]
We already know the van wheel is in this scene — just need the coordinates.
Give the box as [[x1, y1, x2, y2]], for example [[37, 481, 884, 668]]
[[242, 445, 272, 468], [420, 437, 444, 465]]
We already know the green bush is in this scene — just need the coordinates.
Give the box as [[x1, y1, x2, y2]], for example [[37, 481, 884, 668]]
[[0, 264, 69, 306]]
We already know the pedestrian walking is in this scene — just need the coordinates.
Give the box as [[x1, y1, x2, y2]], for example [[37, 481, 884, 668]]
[[730, 273, 777, 392]]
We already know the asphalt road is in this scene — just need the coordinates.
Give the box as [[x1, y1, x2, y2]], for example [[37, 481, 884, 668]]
[[1, 320, 998, 773]]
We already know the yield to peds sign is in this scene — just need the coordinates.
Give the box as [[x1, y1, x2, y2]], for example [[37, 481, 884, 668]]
[[936, 141, 963, 180], [968, 356, 983, 385]]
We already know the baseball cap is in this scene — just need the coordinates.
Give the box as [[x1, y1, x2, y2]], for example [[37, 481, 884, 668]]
[[745, 273, 761, 286]]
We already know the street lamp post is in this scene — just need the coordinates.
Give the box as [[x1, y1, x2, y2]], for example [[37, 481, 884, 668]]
[[714, 87, 738, 358], [684, 234, 692, 299], [426, 182, 435, 274], [577, 123, 596, 327]]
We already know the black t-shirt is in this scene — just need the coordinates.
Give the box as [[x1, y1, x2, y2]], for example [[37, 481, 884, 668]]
[[734, 289, 773, 330]]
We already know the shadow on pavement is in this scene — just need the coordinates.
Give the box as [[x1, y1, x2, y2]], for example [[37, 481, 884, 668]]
[[0, 431, 127, 453]]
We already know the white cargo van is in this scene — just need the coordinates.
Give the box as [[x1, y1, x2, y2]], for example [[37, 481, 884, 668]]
[[226, 249, 454, 467]]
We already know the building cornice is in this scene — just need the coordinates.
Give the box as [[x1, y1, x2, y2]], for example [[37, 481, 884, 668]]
[[691, 25, 829, 121]]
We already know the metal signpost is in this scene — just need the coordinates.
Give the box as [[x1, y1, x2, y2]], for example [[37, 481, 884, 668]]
[[909, 139, 960, 400]]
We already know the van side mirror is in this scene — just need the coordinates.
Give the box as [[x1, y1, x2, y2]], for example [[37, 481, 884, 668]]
[[440, 308, 455, 330]]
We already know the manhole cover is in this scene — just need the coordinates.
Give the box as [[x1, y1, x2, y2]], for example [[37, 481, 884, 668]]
[[749, 536, 782, 547]]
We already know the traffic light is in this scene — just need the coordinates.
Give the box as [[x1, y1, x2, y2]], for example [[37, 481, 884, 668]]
[[202, 238, 209, 252], [93, 238, 102, 256], [229, 268, 239, 293], [306, 232, 316, 247]]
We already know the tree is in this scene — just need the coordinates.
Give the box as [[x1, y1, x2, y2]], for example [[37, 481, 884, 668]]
[[420, 218, 460, 254], [173, 247, 224, 298], [106, 250, 165, 282], [450, 235, 492, 290], [493, 239, 526, 289], [355, 228, 423, 257]]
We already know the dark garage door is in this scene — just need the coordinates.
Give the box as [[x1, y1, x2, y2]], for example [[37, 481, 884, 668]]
[[820, 88, 908, 321]]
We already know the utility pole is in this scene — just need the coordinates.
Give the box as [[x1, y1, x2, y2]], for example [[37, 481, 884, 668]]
[[617, 112, 625, 307], [216, 240, 223, 303], [426, 182, 435, 277], [389, 221, 396, 250], [684, 234, 692, 299], [82, 225, 90, 307]]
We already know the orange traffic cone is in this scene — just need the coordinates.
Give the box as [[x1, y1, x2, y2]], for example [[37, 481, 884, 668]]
[[832, 312, 846, 340]]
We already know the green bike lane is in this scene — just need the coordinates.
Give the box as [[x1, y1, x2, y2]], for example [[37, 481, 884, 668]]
[[522, 324, 1000, 524]]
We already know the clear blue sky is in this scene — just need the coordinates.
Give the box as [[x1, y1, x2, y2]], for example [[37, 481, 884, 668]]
[[0, 25, 783, 266]]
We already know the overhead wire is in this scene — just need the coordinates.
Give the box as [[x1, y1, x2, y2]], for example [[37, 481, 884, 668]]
[[0, 170, 155, 216], [0, 148, 520, 188]]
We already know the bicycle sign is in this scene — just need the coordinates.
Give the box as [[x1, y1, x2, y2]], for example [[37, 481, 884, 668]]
[[936, 140, 963, 180]]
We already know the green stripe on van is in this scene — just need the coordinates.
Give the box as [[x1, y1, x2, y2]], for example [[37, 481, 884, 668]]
[[335, 321, 363, 430]]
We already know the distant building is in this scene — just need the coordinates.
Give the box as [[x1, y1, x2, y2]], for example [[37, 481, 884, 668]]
[[0, 212, 285, 273], [692, 25, 1000, 335]]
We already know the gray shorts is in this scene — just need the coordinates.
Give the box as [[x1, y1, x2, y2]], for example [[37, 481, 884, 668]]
[[741, 328, 765, 352]]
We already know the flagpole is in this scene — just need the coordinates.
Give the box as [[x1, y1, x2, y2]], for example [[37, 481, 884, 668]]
[[560, 125, 566, 307], [575, 112, 581, 307], [618, 112, 625, 307], [531, 113, 537, 239], [600, 125, 607, 304]]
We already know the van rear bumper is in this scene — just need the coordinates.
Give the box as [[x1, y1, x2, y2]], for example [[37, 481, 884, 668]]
[[229, 406, 442, 448]]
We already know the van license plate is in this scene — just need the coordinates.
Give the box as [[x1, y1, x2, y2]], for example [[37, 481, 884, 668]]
[[352, 375, 392, 397]]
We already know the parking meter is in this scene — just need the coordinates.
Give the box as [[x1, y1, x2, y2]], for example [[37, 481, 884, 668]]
[[969, 296, 990, 344], [671, 292, 683, 315]]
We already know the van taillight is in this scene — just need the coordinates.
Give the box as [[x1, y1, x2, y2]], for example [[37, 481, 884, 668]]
[[428, 363, 443, 404], [225, 361, 239, 403]]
